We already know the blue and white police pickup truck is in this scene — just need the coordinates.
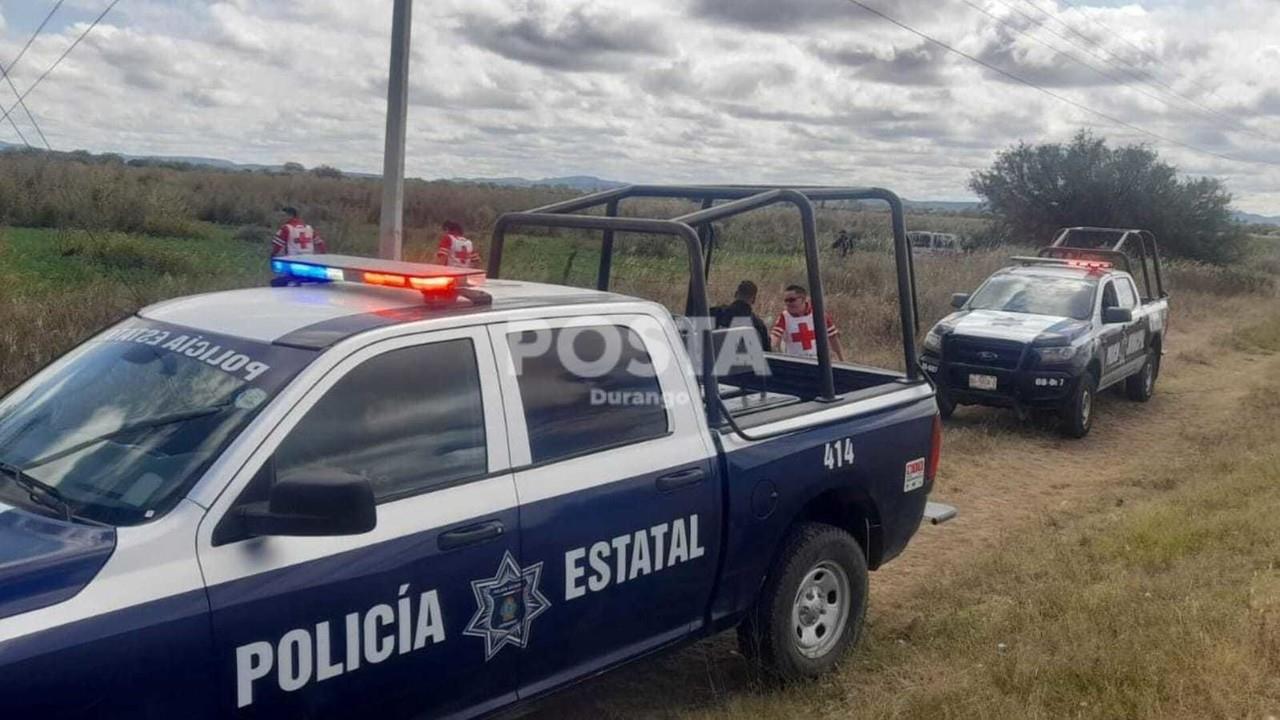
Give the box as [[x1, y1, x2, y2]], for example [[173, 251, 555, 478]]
[[921, 227, 1170, 438], [0, 185, 952, 719]]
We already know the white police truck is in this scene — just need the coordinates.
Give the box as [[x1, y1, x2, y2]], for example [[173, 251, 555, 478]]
[[0, 185, 953, 719], [921, 227, 1170, 437]]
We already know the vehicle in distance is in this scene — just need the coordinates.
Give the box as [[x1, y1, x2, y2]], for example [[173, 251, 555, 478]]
[[0, 185, 953, 719], [921, 227, 1169, 437], [907, 230, 963, 255]]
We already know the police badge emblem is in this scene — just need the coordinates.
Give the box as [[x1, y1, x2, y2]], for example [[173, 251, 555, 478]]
[[463, 551, 551, 660]]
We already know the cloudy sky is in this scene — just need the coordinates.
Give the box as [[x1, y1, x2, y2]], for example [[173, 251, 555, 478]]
[[1, 0, 1278, 212]]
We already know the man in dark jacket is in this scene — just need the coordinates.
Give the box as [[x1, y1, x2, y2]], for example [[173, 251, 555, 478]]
[[711, 280, 770, 350]]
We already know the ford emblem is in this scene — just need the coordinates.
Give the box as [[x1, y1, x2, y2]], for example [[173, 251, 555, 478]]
[[977, 351, 999, 362]]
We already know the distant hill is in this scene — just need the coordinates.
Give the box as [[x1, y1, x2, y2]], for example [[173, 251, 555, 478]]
[[448, 175, 627, 192], [1232, 210, 1280, 226], [902, 199, 981, 213], [4, 142, 1278, 223]]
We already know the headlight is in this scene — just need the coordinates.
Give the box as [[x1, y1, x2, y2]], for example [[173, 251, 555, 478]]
[[923, 330, 943, 353], [1038, 345, 1079, 362]]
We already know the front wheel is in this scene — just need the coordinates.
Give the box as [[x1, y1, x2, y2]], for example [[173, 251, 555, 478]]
[[737, 523, 868, 681], [1059, 373, 1097, 438]]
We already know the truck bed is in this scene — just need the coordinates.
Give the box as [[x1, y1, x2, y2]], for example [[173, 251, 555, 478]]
[[717, 354, 921, 431]]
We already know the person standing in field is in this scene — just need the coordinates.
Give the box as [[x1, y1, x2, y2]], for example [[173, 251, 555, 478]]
[[272, 206, 327, 257], [436, 220, 481, 268], [770, 284, 845, 361]]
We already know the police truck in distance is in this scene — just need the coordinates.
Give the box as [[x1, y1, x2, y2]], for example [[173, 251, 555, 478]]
[[0, 185, 954, 719], [921, 227, 1169, 438]]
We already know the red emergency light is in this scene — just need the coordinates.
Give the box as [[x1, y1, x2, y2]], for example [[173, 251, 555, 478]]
[[1065, 259, 1112, 270]]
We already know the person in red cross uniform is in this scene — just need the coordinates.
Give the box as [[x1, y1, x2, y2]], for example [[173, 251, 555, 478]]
[[272, 206, 327, 257], [770, 284, 845, 361], [435, 220, 481, 268]]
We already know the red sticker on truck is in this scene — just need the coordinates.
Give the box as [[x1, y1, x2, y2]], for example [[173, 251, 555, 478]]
[[904, 458, 926, 492]]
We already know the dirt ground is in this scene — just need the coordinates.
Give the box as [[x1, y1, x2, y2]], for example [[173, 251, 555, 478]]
[[521, 299, 1279, 719]]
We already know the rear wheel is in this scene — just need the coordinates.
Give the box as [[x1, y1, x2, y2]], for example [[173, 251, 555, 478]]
[[737, 523, 868, 681], [1125, 349, 1158, 401], [1060, 373, 1096, 438]]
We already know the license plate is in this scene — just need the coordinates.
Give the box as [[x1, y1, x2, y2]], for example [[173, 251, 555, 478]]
[[968, 373, 998, 391]]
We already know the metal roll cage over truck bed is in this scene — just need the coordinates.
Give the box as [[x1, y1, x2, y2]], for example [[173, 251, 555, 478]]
[[1038, 226, 1168, 300], [487, 184, 923, 427]]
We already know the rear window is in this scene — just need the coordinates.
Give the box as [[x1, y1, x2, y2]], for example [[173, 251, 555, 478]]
[[507, 325, 669, 465]]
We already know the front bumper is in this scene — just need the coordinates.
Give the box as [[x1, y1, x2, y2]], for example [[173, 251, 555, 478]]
[[922, 354, 1077, 410]]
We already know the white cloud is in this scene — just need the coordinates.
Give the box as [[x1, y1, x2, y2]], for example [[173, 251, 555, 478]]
[[0, 0, 1276, 212]]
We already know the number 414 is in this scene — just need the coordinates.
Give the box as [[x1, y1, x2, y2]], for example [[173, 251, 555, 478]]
[[823, 438, 855, 470]]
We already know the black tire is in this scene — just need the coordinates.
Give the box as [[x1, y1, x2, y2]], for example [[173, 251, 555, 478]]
[[936, 388, 956, 419], [1125, 349, 1158, 402], [1060, 372, 1097, 438], [737, 523, 868, 681]]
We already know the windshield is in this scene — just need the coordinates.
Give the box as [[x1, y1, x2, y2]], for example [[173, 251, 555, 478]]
[[967, 274, 1097, 320], [0, 319, 314, 526]]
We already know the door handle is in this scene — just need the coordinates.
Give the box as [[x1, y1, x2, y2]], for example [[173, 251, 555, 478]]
[[656, 467, 705, 492], [438, 520, 504, 551]]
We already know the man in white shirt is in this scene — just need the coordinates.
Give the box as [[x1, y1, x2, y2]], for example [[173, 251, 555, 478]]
[[769, 284, 845, 361]]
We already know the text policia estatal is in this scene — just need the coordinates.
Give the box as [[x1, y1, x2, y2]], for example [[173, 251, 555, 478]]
[[232, 514, 704, 707], [98, 325, 271, 382]]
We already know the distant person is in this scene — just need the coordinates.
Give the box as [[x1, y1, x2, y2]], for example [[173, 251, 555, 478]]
[[770, 284, 845, 361], [831, 229, 860, 257], [711, 280, 770, 350], [272, 206, 326, 257], [436, 220, 481, 268]]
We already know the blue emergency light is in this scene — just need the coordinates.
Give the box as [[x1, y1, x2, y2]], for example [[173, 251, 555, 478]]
[[272, 255, 488, 302]]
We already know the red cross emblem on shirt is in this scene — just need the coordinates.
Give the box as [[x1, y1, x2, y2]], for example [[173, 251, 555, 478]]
[[295, 234, 311, 249], [791, 322, 817, 350]]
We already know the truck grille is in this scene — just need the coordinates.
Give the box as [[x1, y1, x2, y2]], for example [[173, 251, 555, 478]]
[[944, 335, 1026, 370]]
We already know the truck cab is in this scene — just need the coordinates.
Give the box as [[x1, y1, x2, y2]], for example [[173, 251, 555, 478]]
[[1, 185, 953, 719], [921, 227, 1170, 437]]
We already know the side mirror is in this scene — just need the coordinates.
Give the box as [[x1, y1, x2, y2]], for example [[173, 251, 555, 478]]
[[1102, 307, 1133, 324], [951, 293, 969, 309], [242, 470, 376, 538]]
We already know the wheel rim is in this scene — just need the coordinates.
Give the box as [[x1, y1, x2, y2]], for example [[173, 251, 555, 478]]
[[1081, 387, 1092, 426], [1143, 360, 1154, 394], [791, 561, 851, 659]]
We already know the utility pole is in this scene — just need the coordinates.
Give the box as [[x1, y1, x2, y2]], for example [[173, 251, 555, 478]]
[[378, 0, 413, 260]]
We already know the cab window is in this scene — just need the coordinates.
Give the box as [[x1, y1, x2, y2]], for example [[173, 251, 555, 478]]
[[274, 339, 487, 501], [508, 325, 669, 465], [1117, 278, 1139, 309], [1100, 281, 1119, 310]]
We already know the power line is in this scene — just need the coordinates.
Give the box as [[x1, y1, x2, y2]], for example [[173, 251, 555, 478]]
[[0, 0, 65, 148], [1010, 0, 1253, 138], [0, 0, 122, 130], [0, 64, 35, 147], [971, 0, 1280, 147], [1046, 0, 1226, 105], [0, 1, 66, 149], [958, 0, 1202, 122], [0, 0, 66, 77], [837, 0, 1274, 167]]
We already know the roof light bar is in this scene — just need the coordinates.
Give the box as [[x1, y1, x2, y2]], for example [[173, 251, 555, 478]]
[[1066, 259, 1112, 270], [271, 254, 485, 300], [1010, 256, 1114, 271]]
